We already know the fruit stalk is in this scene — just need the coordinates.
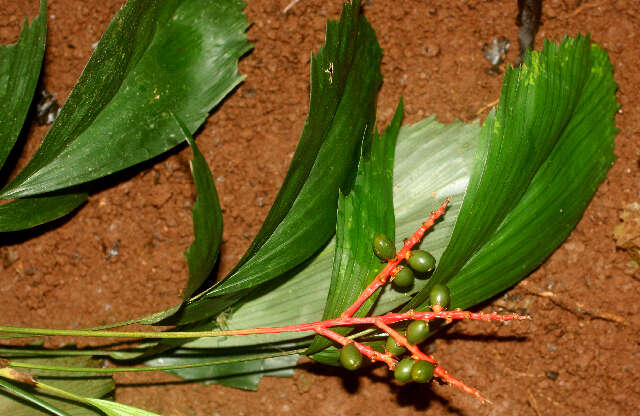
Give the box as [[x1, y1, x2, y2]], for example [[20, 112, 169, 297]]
[[341, 198, 451, 318]]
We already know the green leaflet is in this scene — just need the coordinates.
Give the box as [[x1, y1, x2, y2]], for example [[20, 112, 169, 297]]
[[405, 35, 615, 311], [150, 117, 477, 389], [446, 43, 617, 309], [176, 118, 476, 349], [162, 0, 383, 325], [0, 192, 87, 233], [161, 36, 617, 382], [306, 101, 403, 354], [0, 0, 250, 199], [0, 0, 46, 170], [180, 118, 223, 300], [0, 356, 114, 416]]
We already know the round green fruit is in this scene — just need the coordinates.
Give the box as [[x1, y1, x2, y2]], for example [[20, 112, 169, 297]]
[[406, 320, 430, 345], [372, 234, 396, 260], [394, 358, 415, 383], [411, 360, 434, 383], [392, 267, 415, 289], [429, 283, 451, 310], [406, 250, 436, 273], [385, 336, 407, 356], [339, 343, 363, 371]]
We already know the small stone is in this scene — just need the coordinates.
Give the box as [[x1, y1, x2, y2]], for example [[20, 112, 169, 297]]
[[545, 370, 559, 381], [425, 43, 440, 57], [2, 249, 19, 267]]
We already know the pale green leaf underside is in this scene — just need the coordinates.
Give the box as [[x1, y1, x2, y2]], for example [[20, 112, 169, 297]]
[[85, 399, 161, 416], [146, 348, 300, 391]]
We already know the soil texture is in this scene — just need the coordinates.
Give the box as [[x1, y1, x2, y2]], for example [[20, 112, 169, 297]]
[[1, 0, 639, 415]]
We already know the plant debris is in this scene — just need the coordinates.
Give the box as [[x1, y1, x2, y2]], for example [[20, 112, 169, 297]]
[[35, 89, 60, 125], [516, 0, 542, 65], [482, 36, 511, 76]]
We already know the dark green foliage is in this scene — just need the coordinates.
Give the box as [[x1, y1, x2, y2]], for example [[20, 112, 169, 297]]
[[405, 36, 617, 312], [163, 0, 388, 326], [181, 122, 223, 300], [0, 0, 46, 170], [0, 0, 251, 199], [305, 102, 403, 354]]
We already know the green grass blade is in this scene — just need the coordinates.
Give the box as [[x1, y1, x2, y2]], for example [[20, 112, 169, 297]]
[[0, 356, 114, 415], [0, 0, 250, 199], [0, 192, 87, 233], [306, 100, 402, 354], [0, 378, 72, 416], [0, 0, 46, 170]]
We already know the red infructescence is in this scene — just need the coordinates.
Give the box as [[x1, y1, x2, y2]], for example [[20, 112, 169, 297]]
[[341, 198, 451, 318], [223, 198, 527, 401]]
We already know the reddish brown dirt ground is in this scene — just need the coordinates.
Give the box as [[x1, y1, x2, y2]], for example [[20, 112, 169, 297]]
[[1, 0, 639, 415]]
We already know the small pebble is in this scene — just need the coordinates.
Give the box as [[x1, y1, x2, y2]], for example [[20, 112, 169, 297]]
[[545, 370, 559, 381]]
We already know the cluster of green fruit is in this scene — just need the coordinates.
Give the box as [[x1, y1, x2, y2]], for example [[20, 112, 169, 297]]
[[372, 233, 435, 289], [337, 233, 452, 384]]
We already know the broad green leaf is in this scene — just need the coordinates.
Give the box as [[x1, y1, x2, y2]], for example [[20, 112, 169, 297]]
[[146, 345, 301, 391], [0, 356, 114, 416], [0, 192, 87, 233], [162, 0, 383, 325], [306, 101, 402, 354], [181, 119, 222, 300], [85, 399, 161, 416], [161, 117, 477, 371], [446, 43, 617, 309], [0, 0, 46, 170], [404, 35, 613, 310], [0, 0, 250, 199]]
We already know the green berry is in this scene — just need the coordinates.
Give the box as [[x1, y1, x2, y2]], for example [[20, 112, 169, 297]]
[[394, 358, 415, 382], [406, 320, 430, 345], [385, 336, 406, 356], [339, 343, 363, 371], [392, 267, 415, 289], [411, 360, 434, 383], [429, 283, 451, 310], [372, 234, 396, 260], [406, 250, 436, 274]]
